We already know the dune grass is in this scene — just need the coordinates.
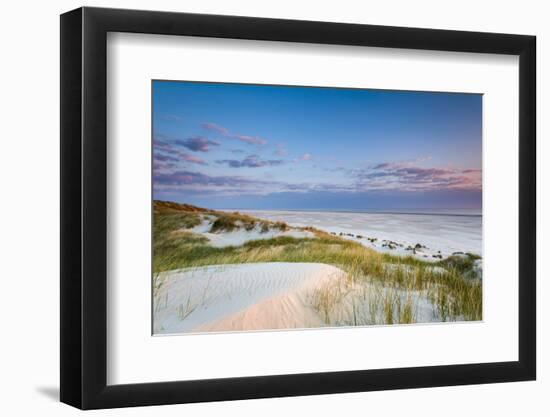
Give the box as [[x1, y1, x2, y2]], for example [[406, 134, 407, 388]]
[[152, 201, 482, 324], [209, 211, 276, 233]]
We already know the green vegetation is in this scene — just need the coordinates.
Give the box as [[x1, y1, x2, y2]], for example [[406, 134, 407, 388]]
[[439, 253, 481, 277], [154, 200, 209, 214], [210, 211, 268, 233], [152, 200, 482, 324]]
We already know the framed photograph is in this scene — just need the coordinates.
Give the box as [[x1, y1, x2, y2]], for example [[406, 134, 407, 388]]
[[60, 7, 536, 409]]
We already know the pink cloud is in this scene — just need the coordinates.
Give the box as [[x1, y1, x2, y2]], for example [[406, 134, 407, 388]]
[[201, 122, 229, 136], [202, 122, 268, 146], [357, 159, 481, 192], [181, 153, 207, 165]]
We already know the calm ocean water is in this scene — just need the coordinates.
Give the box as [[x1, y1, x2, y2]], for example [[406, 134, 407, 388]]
[[235, 209, 482, 257]]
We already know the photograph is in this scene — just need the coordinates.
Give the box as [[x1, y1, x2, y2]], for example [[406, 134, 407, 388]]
[[51, 3, 538, 412], [152, 80, 483, 335]]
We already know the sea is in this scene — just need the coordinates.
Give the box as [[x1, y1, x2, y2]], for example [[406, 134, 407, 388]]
[[234, 208, 482, 258]]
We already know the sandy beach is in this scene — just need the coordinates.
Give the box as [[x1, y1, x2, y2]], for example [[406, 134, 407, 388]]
[[152, 201, 483, 335], [154, 262, 347, 334]]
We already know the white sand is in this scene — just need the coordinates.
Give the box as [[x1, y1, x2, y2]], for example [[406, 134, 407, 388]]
[[153, 262, 347, 334], [154, 211, 477, 335], [189, 220, 314, 248]]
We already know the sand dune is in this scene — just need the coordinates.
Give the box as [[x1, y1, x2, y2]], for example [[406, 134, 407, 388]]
[[152, 202, 482, 334], [190, 220, 314, 248], [153, 262, 347, 334]]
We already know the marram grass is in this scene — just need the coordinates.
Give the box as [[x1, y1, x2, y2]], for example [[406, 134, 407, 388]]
[[153, 202, 482, 324]]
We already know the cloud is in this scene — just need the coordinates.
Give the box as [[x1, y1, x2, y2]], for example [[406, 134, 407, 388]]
[[155, 150, 207, 166], [293, 153, 313, 163], [231, 135, 267, 145], [216, 154, 285, 168], [154, 171, 226, 186], [274, 144, 288, 156], [180, 154, 207, 165], [201, 122, 229, 136], [174, 136, 220, 152], [161, 115, 183, 122], [323, 166, 349, 173], [153, 169, 352, 197], [154, 153, 178, 163], [153, 161, 175, 171], [372, 156, 432, 170], [153, 138, 173, 152], [355, 159, 481, 192], [154, 137, 208, 165], [153, 170, 281, 195], [202, 122, 268, 145]]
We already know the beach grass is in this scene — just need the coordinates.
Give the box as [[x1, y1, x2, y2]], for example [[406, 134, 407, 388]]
[[152, 200, 482, 324]]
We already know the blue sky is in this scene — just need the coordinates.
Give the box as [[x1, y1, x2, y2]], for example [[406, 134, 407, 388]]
[[153, 81, 482, 210]]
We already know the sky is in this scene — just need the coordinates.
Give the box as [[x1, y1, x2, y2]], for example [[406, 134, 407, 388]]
[[152, 81, 482, 211]]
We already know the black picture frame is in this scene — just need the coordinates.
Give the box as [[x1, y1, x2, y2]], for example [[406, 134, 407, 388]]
[[60, 6, 536, 410]]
